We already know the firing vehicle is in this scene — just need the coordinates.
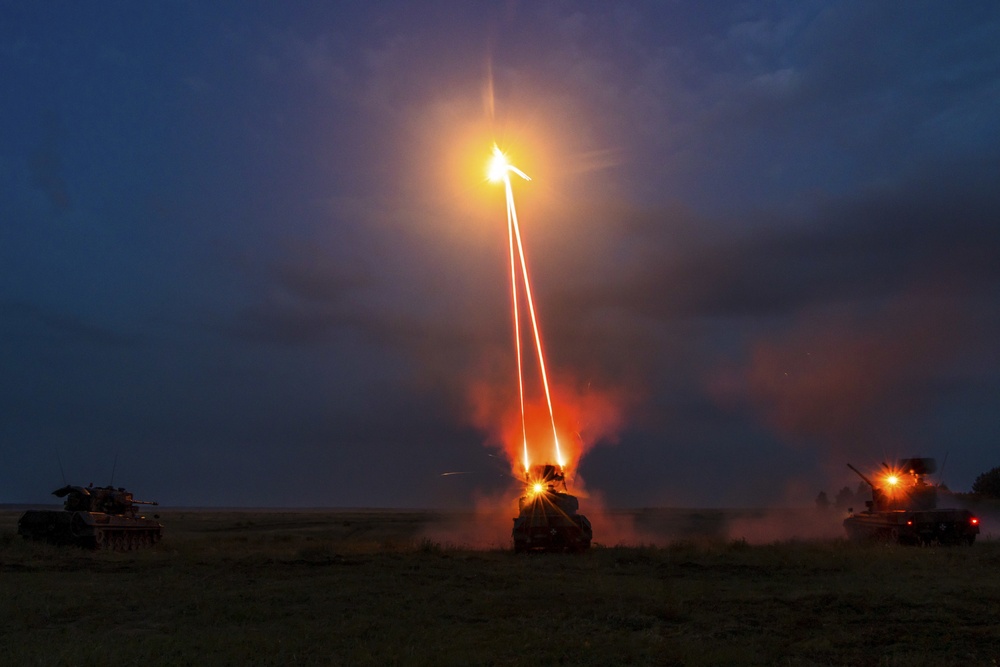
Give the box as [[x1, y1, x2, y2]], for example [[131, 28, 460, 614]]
[[18, 484, 162, 550], [512, 464, 592, 553], [843, 458, 979, 545]]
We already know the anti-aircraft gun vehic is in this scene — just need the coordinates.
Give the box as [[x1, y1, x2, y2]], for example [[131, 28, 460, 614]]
[[843, 458, 979, 545], [512, 464, 592, 553], [18, 484, 163, 550]]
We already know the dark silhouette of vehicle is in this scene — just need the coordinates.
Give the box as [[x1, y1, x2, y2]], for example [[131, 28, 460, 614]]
[[18, 484, 162, 550], [512, 464, 592, 553], [843, 458, 979, 545]]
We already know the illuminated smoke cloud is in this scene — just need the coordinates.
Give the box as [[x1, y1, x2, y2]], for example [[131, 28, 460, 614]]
[[468, 376, 626, 478], [710, 288, 974, 461]]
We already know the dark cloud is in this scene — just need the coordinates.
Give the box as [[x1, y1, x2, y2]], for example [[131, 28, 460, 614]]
[[0, 300, 142, 348], [566, 160, 1000, 323], [220, 246, 375, 345], [27, 114, 71, 212], [654, 3, 1000, 212], [28, 149, 71, 212], [269, 250, 371, 304], [2, 2, 999, 507]]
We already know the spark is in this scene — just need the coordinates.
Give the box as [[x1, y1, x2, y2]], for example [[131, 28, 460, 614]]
[[490, 145, 564, 470]]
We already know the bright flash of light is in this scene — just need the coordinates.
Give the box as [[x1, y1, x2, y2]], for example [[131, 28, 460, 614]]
[[488, 145, 531, 183], [488, 148, 509, 182], [492, 145, 564, 471], [532, 483, 545, 494], [886, 475, 899, 486]]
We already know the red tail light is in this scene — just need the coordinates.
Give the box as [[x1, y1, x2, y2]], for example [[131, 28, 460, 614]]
[[971, 517, 979, 525]]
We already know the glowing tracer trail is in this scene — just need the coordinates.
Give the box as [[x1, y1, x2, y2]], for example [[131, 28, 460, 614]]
[[489, 146, 564, 470], [507, 185, 529, 472], [507, 179, 564, 469]]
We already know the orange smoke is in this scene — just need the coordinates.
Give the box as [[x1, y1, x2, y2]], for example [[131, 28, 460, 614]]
[[708, 289, 970, 459], [469, 377, 625, 480]]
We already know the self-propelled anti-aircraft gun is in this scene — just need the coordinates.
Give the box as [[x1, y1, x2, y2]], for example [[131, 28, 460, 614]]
[[18, 484, 163, 550], [843, 458, 979, 545], [512, 464, 592, 553]]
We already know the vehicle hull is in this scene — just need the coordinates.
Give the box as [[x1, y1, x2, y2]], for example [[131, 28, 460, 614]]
[[18, 510, 163, 551], [843, 509, 979, 545], [512, 492, 592, 553]]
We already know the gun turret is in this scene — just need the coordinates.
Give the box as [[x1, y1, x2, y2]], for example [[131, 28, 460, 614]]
[[842, 457, 977, 545], [51, 485, 158, 515], [847, 459, 940, 513], [525, 463, 564, 486]]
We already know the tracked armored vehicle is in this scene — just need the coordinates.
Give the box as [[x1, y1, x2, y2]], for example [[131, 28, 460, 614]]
[[18, 484, 162, 550], [843, 458, 979, 545], [512, 464, 592, 553]]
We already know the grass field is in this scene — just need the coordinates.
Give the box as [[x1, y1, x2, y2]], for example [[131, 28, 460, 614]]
[[1, 508, 998, 666]]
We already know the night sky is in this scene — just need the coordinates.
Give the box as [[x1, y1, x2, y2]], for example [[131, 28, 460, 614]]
[[3, 2, 999, 508]]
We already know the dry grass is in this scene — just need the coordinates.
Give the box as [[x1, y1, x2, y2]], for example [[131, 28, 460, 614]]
[[1, 509, 998, 666]]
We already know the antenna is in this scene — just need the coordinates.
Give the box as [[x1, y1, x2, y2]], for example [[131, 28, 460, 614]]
[[55, 449, 67, 486], [110, 451, 119, 487]]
